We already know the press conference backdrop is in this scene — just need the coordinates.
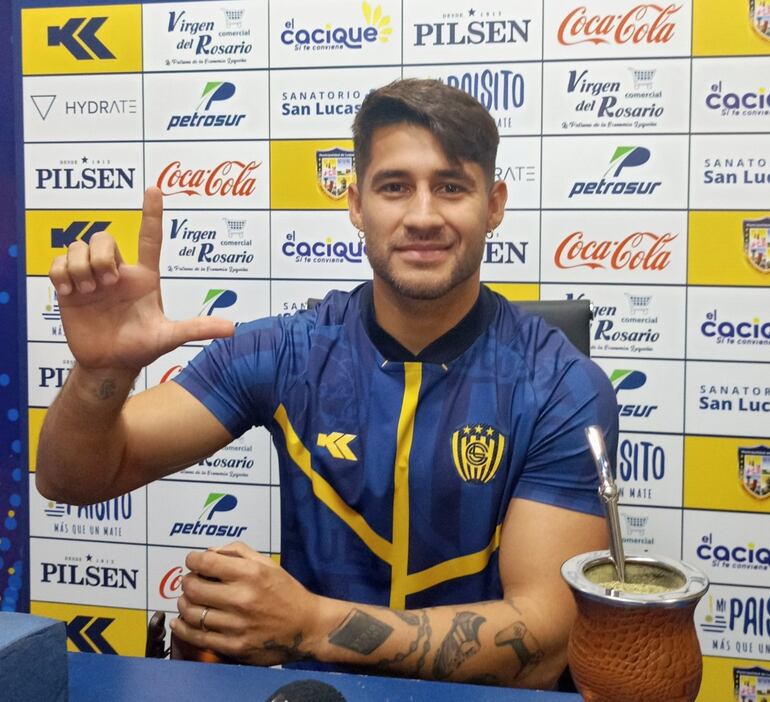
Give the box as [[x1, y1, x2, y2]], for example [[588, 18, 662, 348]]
[[8, 0, 770, 699]]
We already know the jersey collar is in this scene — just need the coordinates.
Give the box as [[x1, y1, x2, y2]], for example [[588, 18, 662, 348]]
[[359, 281, 497, 364]]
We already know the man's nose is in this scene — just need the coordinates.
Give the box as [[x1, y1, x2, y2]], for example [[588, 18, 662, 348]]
[[402, 188, 444, 232]]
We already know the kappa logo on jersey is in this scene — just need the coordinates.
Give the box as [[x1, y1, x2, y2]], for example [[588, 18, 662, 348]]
[[751, 0, 770, 39], [317, 432, 358, 461], [557, 4, 681, 46], [738, 445, 770, 499], [569, 146, 661, 198], [50, 220, 111, 248], [48, 17, 115, 60], [734, 665, 770, 701], [317, 148, 356, 200], [610, 369, 658, 418], [744, 218, 770, 273], [198, 289, 237, 316], [451, 424, 505, 484]]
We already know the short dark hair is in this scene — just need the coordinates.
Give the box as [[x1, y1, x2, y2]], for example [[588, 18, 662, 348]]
[[352, 78, 499, 185]]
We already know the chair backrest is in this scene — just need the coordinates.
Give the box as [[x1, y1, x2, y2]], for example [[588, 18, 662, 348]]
[[306, 297, 593, 356]]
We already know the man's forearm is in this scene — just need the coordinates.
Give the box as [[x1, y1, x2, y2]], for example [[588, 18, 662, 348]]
[[36, 363, 137, 504], [306, 595, 562, 689]]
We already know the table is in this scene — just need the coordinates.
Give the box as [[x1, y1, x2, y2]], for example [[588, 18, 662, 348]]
[[68, 653, 582, 701]]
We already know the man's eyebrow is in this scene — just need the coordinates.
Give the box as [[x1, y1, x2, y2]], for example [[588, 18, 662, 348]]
[[369, 169, 409, 185], [369, 168, 475, 185]]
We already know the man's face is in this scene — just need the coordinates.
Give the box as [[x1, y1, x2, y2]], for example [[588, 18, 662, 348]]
[[348, 123, 506, 301]]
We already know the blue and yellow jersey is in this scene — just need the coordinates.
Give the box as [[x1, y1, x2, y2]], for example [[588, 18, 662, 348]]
[[176, 283, 618, 611]]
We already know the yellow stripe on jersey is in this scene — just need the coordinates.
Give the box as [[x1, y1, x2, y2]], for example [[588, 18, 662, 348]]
[[389, 362, 421, 610]]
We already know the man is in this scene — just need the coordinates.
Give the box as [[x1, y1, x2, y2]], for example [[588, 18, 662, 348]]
[[37, 79, 617, 689]]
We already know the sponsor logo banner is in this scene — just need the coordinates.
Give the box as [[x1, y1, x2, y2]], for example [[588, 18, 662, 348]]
[[480, 211, 540, 283], [594, 358, 685, 433], [142, 0, 268, 71], [29, 474, 147, 543], [541, 211, 687, 284], [22, 4, 142, 75], [697, 585, 770, 660], [542, 58, 689, 134], [689, 211, 770, 286], [700, 657, 770, 701], [31, 538, 146, 609], [687, 287, 770, 362], [685, 362, 770, 437], [685, 436, 770, 512], [144, 71, 269, 140], [404, 0, 541, 64], [615, 432, 683, 507], [684, 511, 770, 587], [270, 280, 362, 318], [541, 283, 686, 358], [691, 135, 770, 210], [28, 342, 74, 408], [545, 1, 691, 59], [159, 211, 269, 279], [25, 210, 141, 276], [494, 137, 540, 208], [23, 74, 142, 142], [27, 407, 46, 473], [271, 139, 354, 209], [270, 1, 400, 68], [147, 482, 270, 549], [146, 141, 270, 209], [403, 62, 542, 136], [24, 142, 143, 209], [542, 136, 688, 208], [31, 601, 146, 655], [271, 66, 399, 139], [693, 0, 770, 56], [147, 546, 188, 612], [159, 279, 270, 332], [618, 505, 682, 559]]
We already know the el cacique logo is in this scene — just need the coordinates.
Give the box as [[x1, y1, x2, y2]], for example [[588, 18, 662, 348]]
[[156, 160, 260, 197], [557, 3, 681, 46], [554, 231, 677, 270]]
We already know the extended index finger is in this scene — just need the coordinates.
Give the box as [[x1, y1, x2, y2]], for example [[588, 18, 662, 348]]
[[137, 186, 164, 272]]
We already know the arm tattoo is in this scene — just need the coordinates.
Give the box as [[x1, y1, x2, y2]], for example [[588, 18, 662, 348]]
[[494, 620, 544, 679], [262, 632, 312, 661], [372, 610, 426, 671], [96, 378, 116, 399], [328, 609, 394, 655], [432, 611, 486, 680], [413, 612, 432, 675]]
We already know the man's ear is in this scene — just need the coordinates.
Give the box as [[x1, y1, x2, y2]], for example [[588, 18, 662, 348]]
[[486, 180, 508, 232], [347, 182, 364, 231]]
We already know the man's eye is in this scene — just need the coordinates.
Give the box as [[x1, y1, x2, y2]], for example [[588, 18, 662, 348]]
[[381, 183, 405, 193], [441, 183, 465, 194]]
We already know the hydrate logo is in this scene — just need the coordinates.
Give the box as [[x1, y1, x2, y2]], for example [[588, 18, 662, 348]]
[[557, 4, 681, 46], [281, 3, 392, 50], [30, 95, 56, 120], [569, 146, 661, 198], [198, 289, 238, 316], [166, 81, 246, 130], [610, 369, 658, 418], [169, 493, 248, 539], [47, 17, 114, 60]]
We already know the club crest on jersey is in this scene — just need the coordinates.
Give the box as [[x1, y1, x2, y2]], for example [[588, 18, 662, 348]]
[[316, 148, 355, 200], [451, 424, 505, 484], [750, 0, 770, 40], [743, 217, 770, 273], [738, 445, 770, 499]]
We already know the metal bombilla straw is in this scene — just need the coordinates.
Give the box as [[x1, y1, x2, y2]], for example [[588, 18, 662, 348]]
[[585, 425, 625, 583]]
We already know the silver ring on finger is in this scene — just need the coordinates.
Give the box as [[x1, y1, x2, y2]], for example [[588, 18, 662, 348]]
[[199, 607, 210, 632]]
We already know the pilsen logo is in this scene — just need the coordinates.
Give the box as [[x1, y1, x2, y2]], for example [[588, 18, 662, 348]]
[[557, 4, 681, 46], [554, 231, 676, 270], [159, 565, 184, 599], [156, 160, 260, 197]]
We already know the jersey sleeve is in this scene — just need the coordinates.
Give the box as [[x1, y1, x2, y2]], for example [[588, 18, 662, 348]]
[[173, 315, 293, 438], [512, 332, 619, 517]]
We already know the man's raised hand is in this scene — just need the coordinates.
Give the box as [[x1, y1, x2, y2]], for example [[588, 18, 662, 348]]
[[48, 187, 234, 373]]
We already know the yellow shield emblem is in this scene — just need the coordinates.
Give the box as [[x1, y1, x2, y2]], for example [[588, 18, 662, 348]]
[[451, 424, 506, 484]]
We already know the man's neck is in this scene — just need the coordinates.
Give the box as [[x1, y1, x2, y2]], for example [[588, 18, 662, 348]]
[[371, 276, 481, 356]]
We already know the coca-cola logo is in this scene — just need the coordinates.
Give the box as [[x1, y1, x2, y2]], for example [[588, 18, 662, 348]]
[[554, 231, 677, 270], [558, 4, 681, 46], [159, 566, 184, 599], [156, 160, 260, 197], [159, 365, 183, 384]]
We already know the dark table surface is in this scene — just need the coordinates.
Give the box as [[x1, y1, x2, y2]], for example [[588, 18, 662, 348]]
[[68, 653, 582, 701]]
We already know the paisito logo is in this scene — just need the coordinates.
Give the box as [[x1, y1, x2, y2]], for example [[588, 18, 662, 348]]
[[281, 3, 392, 51], [167, 81, 246, 130], [156, 159, 260, 197], [569, 146, 661, 198], [198, 289, 237, 316], [557, 4, 681, 46], [445, 69, 525, 115], [169, 493, 247, 538], [47, 17, 114, 60], [610, 369, 658, 418], [554, 231, 676, 271]]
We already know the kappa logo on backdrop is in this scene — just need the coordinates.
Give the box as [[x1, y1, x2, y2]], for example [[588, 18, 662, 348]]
[[50, 220, 111, 248], [47, 17, 115, 60], [750, 0, 770, 39], [557, 4, 681, 46], [568, 146, 661, 198]]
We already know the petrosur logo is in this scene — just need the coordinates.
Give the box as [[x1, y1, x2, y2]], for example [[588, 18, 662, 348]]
[[281, 3, 392, 50], [611, 369, 658, 418], [169, 493, 247, 539], [167, 81, 246, 130], [198, 289, 238, 317], [22, 5, 141, 75], [569, 146, 661, 198]]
